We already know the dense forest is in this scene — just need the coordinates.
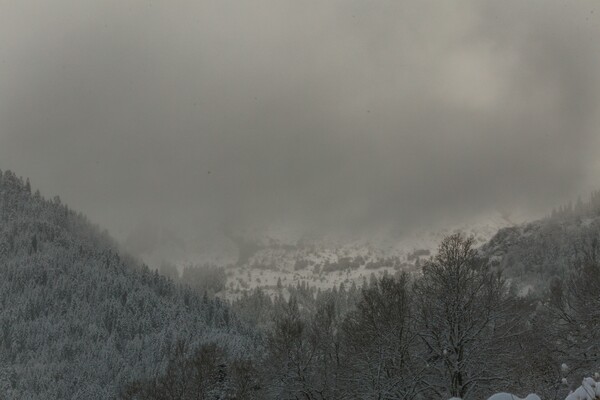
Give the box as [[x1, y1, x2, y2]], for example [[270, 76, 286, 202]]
[[0, 170, 256, 399], [2, 169, 600, 399]]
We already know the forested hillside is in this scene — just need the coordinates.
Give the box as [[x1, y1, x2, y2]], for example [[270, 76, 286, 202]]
[[3, 169, 600, 400], [133, 234, 600, 400], [482, 193, 600, 294], [0, 170, 256, 399]]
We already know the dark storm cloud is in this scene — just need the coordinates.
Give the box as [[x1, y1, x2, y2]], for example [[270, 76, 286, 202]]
[[1, 1, 599, 243]]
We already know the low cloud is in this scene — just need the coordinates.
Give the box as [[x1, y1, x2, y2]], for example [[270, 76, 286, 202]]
[[1, 0, 599, 247]]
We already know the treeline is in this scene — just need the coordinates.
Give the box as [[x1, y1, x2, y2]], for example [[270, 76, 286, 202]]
[[550, 191, 600, 220], [127, 233, 600, 400]]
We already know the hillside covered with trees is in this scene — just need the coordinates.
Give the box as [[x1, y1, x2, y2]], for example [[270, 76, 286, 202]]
[[482, 192, 600, 294], [0, 170, 257, 399], [2, 170, 600, 400]]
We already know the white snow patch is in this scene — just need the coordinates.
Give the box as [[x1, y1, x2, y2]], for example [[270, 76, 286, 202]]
[[565, 377, 600, 400], [487, 394, 540, 400]]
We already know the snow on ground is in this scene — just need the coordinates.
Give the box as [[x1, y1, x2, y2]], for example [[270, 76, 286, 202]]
[[470, 377, 600, 400], [487, 394, 541, 400], [565, 377, 600, 400], [219, 211, 515, 297], [130, 211, 516, 298]]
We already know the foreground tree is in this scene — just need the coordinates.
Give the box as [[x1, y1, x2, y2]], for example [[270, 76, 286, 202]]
[[546, 232, 600, 386], [264, 296, 314, 399], [264, 295, 344, 400], [122, 341, 262, 400], [342, 274, 425, 399], [414, 233, 524, 399]]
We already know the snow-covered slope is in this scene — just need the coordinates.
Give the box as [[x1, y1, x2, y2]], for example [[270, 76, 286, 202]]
[[128, 212, 516, 297], [224, 212, 515, 294]]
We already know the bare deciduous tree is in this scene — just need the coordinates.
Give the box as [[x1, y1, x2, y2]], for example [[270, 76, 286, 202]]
[[414, 233, 523, 399]]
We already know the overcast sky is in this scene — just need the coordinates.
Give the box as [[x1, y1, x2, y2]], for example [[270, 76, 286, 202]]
[[1, 1, 600, 245]]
